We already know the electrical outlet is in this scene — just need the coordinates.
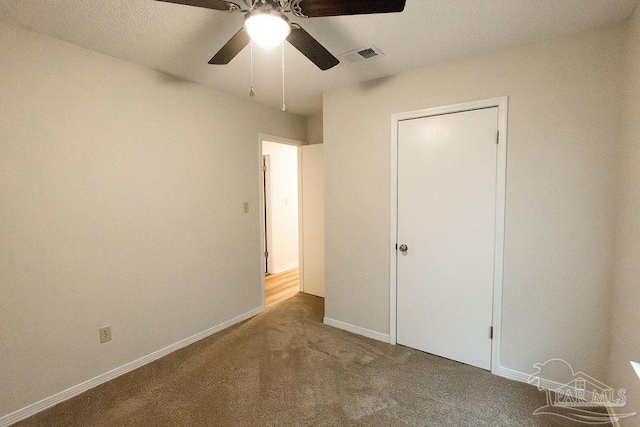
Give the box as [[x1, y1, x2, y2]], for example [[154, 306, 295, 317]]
[[99, 326, 112, 343]]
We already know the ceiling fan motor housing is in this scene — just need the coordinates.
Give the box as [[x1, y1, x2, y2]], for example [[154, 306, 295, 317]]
[[244, 8, 292, 48]]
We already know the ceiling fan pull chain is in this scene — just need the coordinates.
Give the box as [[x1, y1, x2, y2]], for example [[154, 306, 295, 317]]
[[281, 42, 286, 111], [249, 39, 255, 97]]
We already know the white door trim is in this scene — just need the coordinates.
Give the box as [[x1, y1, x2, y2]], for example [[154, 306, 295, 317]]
[[389, 96, 508, 374], [259, 133, 305, 147]]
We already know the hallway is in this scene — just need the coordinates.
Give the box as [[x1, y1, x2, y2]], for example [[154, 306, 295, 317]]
[[265, 268, 299, 307]]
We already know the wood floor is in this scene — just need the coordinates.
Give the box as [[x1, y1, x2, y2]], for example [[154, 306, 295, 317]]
[[265, 268, 299, 307]]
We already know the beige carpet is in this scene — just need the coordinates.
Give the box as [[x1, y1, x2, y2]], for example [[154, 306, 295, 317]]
[[16, 293, 606, 426]]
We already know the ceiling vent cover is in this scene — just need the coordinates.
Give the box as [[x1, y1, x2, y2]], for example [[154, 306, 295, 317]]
[[340, 45, 384, 63]]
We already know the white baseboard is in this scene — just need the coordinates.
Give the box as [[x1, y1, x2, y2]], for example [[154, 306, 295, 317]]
[[274, 263, 299, 274], [494, 366, 616, 413], [494, 366, 564, 390], [0, 306, 264, 427], [496, 366, 594, 396], [323, 317, 390, 343]]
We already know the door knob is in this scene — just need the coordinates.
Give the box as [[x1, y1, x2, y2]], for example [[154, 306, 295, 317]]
[[399, 244, 408, 252]]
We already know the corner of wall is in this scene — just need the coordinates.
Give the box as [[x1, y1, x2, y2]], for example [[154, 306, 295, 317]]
[[306, 112, 324, 145], [606, 1, 640, 417]]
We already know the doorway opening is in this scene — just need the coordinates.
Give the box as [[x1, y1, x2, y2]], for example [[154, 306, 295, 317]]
[[259, 133, 326, 309], [261, 138, 301, 307]]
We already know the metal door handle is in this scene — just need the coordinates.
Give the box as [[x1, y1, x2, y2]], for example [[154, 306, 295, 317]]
[[399, 244, 408, 252]]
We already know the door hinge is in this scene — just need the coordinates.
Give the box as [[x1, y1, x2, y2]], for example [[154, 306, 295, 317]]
[[496, 130, 500, 145], [264, 251, 269, 257], [489, 326, 494, 340], [263, 165, 267, 172]]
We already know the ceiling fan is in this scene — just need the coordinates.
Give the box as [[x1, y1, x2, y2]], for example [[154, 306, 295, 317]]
[[155, 0, 407, 71]]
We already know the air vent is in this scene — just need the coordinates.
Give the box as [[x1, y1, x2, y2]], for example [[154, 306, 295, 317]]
[[340, 45, 385, 63]]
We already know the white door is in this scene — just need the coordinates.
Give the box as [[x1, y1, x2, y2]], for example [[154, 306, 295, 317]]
[[396, 107, 498, 370], [301, 145, 325, 297]]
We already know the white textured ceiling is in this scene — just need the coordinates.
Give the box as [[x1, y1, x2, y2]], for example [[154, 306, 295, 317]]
[[1, 0, 638, 115]]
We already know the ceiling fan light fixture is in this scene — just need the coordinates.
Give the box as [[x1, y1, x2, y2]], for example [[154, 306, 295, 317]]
[[244, 9, 291, 48]]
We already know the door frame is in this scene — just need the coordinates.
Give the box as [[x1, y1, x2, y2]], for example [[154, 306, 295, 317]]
[[258, 133, 305, 310], [263, 155, 274, 274], [389, 96, 508, 373]]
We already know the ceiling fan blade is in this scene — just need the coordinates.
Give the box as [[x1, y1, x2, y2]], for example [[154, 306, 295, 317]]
[[287, 26, 339, 71], [209, 28, 250, 64], [154, 0, 236, 12], [298, 0, 406, 17]]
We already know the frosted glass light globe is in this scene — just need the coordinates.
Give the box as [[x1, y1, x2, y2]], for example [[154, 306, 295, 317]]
[[244, 10, 291, 48]]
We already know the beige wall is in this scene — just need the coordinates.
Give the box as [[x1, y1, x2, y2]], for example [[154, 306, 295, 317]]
[[306, 113, 323, 145], [324, 24, 624, 382], [0, 21, 305, 418], [610, 4, 640, 416]]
